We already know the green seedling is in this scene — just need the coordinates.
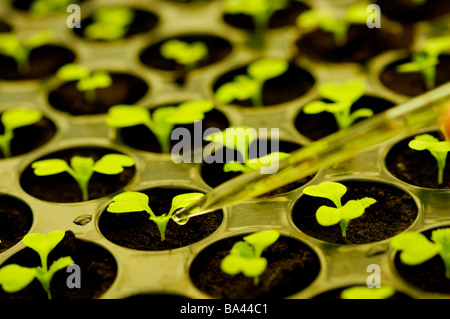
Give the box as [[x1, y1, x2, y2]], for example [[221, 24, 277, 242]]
[[31, 153, 135, 201], [106, 191, 204, 241], [391, 228, 450, 279], [215, 58, 288, 107], [106, 100, 214, 153], [340, 286, 396, 299], [221, 229, 280, 285], [396, 54, 438, 91], [303, 181, 376, 238], [297, 4, 371, 46], [30, 0, 75, 16], [56, 63, 112, 103], [223, 0, 288, 48], [0, 230, 74, 299], [160, 39, 208, 72], [408, 128, 450, 185], [303, 79, 373, 130], [204, 126, 291, 174], [0, 30, 53, 73], [84, 7, 135, 41], [0, 108, 43, 158], [397, 35, 450, 91]]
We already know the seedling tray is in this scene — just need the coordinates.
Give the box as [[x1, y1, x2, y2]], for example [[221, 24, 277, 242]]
[[0, 0, 449, 299]]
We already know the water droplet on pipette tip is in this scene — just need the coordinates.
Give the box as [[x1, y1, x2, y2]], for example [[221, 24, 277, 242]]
[[173, 215, 189, 225]]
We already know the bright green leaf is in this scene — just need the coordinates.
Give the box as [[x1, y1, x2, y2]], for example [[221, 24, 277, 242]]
[[341, 286, 396, 299], [422, 36, 450, 57], [247, 58, 288, 81], [169, 192, 204, 215], [2, 108, 43, 132], [76, 71, 112, 92], [93, 154, 135, 175], [92, 6, 135, 25], [107, 191, 152, 213], [106, 105, 151, 128], [70, 156, 94, 177], [48, 256, 74, 279], [178, 100, 214, 113], [23, 231, 66, 261], [57, 63, 90, 82], [345, 4, 370, 24], [31, 159, 70, 176], [391, 232, 441, 265], [224, 161, 248, 173], [315, 206, 343, 226], [0, 264, 37, 293], [319, 80, 365, 103], [303, 181, 347, 208], [409, 134, 450, 152], [244, 229, 280, 257]]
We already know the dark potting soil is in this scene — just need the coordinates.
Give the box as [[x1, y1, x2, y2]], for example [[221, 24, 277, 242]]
[[0, 195, 33, 253], [72, 8, 159, 41], [0, 115, 56, 158], [385, 131, 450, 189], [98, 187, 223, 251], [212, 63, 315, 107], [376, 0, 450, 24], [311, 286, 412, 299], [222, 0, 310, 30], [189, 234, 320, 299], [139, 34, 233, 85], [0, 45, 75, 80], [48, 72, 149, 115], [0, 20, 12, 33], [0, 230, 117, 299], [118, 106, 229, 154], [291, 180, 418, 245], [379, 55, 450, 97], [295, 24, 413, 64], [201, 140, 314, 196], [20, 147, 136, 203], [294, 95, 396, 141], [393, 226, 450, 295]]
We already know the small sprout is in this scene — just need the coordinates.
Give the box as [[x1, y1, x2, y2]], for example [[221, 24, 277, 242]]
[[30, 0, 75, 16], [0, 108, 43, 158], [340, 286, 396, 299], [160, 39, 209, 72], [391, 228, 450, 279], [106, 100, 214, 153], [296, 4, 370, 46], [215, 58, 288, 107], [408, 130, 450, 185], [0, 30, 53, 73], [397, 35, 450, 91], [56, 63, 113, 103], [221, 229, 280, 285], [223, 0, 288, 48], [422, 35, 450, 58], [303, 181, 376, 238], [0, 230, 74, 299], [303, 79, 373, 130], [106, 191, 204, 241], [84, 7, 135, 41], [31, 153, 135, 201], [396, 54, 439, 91], [204, 126, 290, 174]]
